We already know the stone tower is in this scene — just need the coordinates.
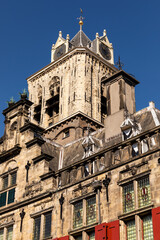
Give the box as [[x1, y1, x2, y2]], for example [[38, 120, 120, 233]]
[[27, 19, 138, 144]]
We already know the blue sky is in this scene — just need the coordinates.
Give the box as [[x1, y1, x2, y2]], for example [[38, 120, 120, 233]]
[[0, 0, 160, 137]]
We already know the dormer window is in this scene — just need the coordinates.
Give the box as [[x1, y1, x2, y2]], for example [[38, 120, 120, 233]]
[[121, 117, 135, 141], [123, 128, 132, 140]]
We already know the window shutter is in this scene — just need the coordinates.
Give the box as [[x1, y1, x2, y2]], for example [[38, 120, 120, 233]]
[[106, 220, 120, 240], [59, 236, 69, 240], [152, 206, 160, 240], [95, 223, 107, 240]]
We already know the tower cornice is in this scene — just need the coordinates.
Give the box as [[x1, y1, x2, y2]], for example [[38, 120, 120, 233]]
[[44, 111, 104, 133], [101, 70, 140, 86], [27, 47, 118, 83]]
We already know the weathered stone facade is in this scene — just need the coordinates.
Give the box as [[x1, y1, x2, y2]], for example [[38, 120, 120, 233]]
[[0, 24, 160, 240]]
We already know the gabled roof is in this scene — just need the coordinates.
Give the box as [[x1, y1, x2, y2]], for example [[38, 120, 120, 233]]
[[70, 30, 91, 47]]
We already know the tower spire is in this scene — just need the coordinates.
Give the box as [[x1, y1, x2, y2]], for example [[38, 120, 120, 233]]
[[77, 8, 84, 31], [77, 9, 85, 46]]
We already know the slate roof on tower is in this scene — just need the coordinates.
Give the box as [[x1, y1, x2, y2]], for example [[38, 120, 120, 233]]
[[70, 30, 91, 47]]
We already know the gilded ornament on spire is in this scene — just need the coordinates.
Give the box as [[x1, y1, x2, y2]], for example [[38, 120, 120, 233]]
[[77, 8, 84, 30]]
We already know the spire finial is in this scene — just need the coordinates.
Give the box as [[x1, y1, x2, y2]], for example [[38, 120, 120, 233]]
[[77, 8, 84, 31], [116, 56, 124, 70]]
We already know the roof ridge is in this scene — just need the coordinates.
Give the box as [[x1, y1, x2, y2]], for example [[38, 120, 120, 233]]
[[71, 30, 91, 42]]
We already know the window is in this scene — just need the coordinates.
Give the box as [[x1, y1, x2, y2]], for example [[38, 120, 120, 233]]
[[73, 196, 96, 229], [0, 172, 17, 207], [63, 129, 69, 139], [3, 176, 8, 189], [138, 177, 151, 208], [84, 162, 96, 177], [33, 216, 41, 240], [74, 231, 95, 240], [123, 182, 135, 213], [6, 226, 13, 240], [88, 231, 95, 240], [126, 214, 154, 240], [141, 139, 149, 153], [123, 176, 151, 213], [48, 122, 53, 127], [0, 229, 3, 240], [33, 212, 52, 240], [123, 128, 132, 140], [0, 226, 13, 240], [122, 176, 153, 240], [150, 136, 156, 148], [74, 235, 82, 240], [43, 212, 52, 238], [126, 220, 136, 240], [86, 197, 96, 225], [10, 172, 16, 186], [142, 214, 153, 240], [131, 143, 139, 157], [73, 201, 83, 229], [84, 164, 90, 177]]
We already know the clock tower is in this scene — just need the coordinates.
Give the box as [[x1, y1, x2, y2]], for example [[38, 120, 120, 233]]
[[27, 18, 137, 144]]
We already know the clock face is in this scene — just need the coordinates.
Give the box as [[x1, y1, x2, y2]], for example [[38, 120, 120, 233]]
[[54, 44, 66, 60], [99, 43, 111, 60]]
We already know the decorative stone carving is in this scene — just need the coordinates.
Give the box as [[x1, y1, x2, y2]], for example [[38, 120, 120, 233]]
[[120, 160, 149, 178], [23, 181, 43, 198], [73, 182, 93, 197], [0, 214, 14, 227]]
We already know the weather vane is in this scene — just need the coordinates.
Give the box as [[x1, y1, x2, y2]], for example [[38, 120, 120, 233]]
[[77, 8, 85, 30], [116, 56, 124, 70]]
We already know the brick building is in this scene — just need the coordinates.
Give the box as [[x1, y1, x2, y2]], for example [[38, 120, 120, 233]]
[[0, 19, 160, 240]]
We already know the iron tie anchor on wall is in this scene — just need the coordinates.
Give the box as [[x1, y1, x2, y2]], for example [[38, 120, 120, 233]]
[[103, 175, 111, 202], [25, 161, 31, 182], [59, 193, 64, 220], [20, 209, 25, 232]]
